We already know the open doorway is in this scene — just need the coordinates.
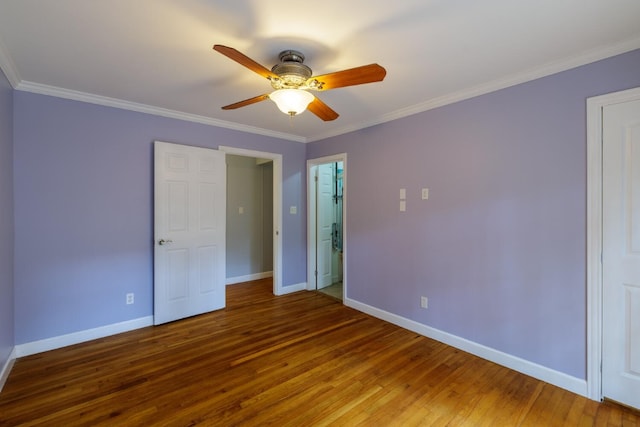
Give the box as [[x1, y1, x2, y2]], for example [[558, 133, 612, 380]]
[[307, 154, 347, 301], [220, 146, 283, 296], [225, 154, 273, 284]]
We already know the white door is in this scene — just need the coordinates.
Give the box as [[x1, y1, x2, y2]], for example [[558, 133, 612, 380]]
[[316, 164, 334, 289], [154, 141, 226, 325], [602, 98, 640, 409]]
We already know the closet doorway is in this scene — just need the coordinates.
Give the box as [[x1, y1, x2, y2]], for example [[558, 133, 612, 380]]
[[220, 146, 283, 296], [307, 154, 347, 301]]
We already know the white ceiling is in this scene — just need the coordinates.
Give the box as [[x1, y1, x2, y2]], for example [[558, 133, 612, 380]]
[[0, 0, 639, 142]]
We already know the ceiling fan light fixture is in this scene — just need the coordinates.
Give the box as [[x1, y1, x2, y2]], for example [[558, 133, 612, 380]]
[[269, 89, 314, 116]]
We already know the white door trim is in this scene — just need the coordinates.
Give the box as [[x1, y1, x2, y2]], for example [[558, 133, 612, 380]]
[[307, 153, 347, 296], [586, 86, 640, 401], [219, 146, 283, 296]]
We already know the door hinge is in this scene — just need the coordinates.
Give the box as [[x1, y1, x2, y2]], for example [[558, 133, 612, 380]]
[[314, 270, 318, 277]]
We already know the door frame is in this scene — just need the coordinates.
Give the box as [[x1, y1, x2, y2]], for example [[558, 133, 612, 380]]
[[307, 153, 347, 295], [586, 86, 640, 401], [219, 146, 283, 296]]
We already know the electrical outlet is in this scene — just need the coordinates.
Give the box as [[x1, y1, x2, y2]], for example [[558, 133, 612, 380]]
[[126, 293, 134, 305], [420, 296, 428, 309]]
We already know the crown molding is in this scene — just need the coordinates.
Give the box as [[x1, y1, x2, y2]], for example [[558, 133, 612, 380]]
[[0, 36, 20, 88], [5, 36, 640, 144], [14, 81, 307, 143], [307, 37, 640, 142]]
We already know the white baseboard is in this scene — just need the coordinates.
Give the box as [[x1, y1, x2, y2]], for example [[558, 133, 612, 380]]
[[226, 271, 273, 285], [277, 282, 307, 295], [10, 280, 301, 359], [344, 297, 588, 398], [0, 347, 16, 392], [15, 316, 154, 358], [3, 295, 587, 398]]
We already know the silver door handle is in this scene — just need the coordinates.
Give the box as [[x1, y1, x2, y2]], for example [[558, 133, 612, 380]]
[[158, 239, 173, 246]]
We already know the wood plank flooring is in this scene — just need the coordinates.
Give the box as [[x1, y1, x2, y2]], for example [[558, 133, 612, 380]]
[[1, 278, 638, 426]]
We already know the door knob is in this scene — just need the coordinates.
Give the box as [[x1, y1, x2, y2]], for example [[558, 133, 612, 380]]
[[158, 239, 173, 246]]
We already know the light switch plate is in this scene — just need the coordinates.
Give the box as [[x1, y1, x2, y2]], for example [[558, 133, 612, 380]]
[[290, 206, 297, 214], [400, 200, 406, 212], [421, 188, 429, 200], [400, 188, 406, 200]]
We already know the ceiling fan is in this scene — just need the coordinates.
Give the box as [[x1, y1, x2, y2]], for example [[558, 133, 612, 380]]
[[213, 45, 387, 121]]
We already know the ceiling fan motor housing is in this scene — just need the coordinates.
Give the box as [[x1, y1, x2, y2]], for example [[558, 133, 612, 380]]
[[270, 50, 313, 89]]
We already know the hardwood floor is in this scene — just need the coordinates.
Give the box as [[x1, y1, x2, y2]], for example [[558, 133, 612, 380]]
[[1, 278, 638, 426]]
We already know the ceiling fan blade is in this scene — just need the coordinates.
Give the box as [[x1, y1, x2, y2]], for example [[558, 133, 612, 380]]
[[213, 45, 278, 80], [309, 64, 386, 91], [221, 94, 270, 110], [307, 97, 339, 121]]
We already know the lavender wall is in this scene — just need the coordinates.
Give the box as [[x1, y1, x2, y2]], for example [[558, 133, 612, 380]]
[[0, 68, 14, 368], [307, 49, 640, 379], [13, 93, 306, 344]]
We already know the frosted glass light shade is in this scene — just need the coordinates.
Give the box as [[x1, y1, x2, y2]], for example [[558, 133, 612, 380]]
[[269, 89, 314, 116]]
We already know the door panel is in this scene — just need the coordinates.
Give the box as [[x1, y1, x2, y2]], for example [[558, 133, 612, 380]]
[[198, 245, 218, 293], [602, 98, 640, 409], [168, 182, 188, 231], [200, 183, 217, 229], [317, 164, 334, 289], [154, 141, 226, 325]]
